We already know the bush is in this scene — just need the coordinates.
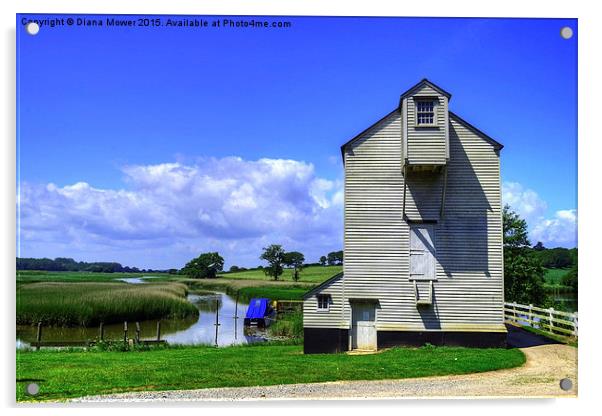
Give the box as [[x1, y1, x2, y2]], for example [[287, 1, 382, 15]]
[[268, 312, 303, 339]]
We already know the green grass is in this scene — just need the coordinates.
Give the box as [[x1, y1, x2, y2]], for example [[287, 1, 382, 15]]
[[16, 344, 525, 401], [219, 265, 342, 283], [17, 270, 170, 284], [17, 282, 198, 326], [238, 286, 307, 301], [544, 268, 570, 285]]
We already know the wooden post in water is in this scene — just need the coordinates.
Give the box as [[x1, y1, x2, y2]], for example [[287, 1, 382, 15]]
[[156, 321, 161, 342], [234, 291, 239, 319], [214, 299, 220, 346], [135, 322, 141, 344], [99, 322, 104, 342], [123, 321, 128, 344], [36, 322, 42, 351]]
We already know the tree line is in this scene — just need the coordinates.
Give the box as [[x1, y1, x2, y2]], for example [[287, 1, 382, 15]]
[[503, 205, 577, 306], [15, 257, 166, 273]]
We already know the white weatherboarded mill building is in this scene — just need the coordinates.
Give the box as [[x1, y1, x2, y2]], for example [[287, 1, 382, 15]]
[[303, 79, 506, 353]]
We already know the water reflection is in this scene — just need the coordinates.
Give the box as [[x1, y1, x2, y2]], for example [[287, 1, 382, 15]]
[[16, 291, 268, 348]]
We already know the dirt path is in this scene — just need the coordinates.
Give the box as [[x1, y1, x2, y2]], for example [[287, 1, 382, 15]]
[[73, 325, 577, 401]]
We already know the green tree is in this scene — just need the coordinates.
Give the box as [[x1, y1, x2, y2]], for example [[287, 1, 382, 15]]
[[283, 251, 305, 282], [319, 256, 327, 266], [503, 205, 546, 305], [327, 250, 343, 265], [533, 241, 545, 251], [260, 244, 286, 281], [181, 252, 224, 279]]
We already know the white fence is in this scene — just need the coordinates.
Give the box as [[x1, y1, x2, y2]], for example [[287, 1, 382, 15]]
[[504, 302, 578, 338]]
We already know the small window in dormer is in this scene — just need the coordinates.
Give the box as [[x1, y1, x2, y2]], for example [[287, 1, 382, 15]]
[[317, 294, 331, 311], [416, 100, 435, 125]]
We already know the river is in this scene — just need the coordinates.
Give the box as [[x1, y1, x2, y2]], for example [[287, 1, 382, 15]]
[[16, 290, 269, 349]]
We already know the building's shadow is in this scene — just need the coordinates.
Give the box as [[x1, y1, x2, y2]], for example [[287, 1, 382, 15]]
[[505, 323, 560, 348]]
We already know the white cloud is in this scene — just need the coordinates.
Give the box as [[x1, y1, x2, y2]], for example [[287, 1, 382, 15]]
[[531, 209, 578, 247], [18, 157, 344, 269], [502, 181, 577, 248]]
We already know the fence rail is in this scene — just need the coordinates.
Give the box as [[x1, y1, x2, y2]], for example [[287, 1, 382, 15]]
[[504, 302, 578, 338]]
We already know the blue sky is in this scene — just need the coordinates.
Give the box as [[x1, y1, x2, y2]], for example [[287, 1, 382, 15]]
[[17, 15, 578, 269]]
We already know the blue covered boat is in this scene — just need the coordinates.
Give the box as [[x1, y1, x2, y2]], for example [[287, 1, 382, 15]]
[[244, 298, 276, 327]]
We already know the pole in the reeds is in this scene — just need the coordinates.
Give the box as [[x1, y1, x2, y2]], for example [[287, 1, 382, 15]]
[[99, 322, 104, 342], [156, 321, 161, 341], [135, 322, 141, 344], [234, 291, 239, 318], [214, 299, 220, 346], [36, 322, 42, 351], [123, 321, 128, 344]]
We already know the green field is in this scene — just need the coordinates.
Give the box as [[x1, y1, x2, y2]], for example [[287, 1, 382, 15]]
[[17, 281, 198, 326], [17, 270, 170, 284], [219, 265, 342, 283], [16, 344, 525, 401], [544, 268, 570, 284]]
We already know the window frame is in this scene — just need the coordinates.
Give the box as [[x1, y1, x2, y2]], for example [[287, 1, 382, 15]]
[[316, 294, 331, 312], [414, 98, 438, 127]]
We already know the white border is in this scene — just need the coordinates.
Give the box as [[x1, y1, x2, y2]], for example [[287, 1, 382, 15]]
[[2, 1, 599, 415]]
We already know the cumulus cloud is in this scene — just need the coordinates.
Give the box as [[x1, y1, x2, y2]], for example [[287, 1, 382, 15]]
[[502, 181, 577, 247], [18, 157, 344, 268]]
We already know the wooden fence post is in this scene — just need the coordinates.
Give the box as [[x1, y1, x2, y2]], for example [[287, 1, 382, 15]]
[[99, 322, 104, 342], [123, 321, 128, 344], [549, 308, 555, 333], [574, 312, 578, 337], [156, 321, 161, 341], [214, 299, 220, 346], [135, 322, 141, 344], [36, 322, 42, 351], [528, 304, 533, 327], [512, 302, 517, 323]]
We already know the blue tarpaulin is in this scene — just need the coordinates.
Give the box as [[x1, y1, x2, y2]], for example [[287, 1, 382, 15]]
[[245, 298, 269, 320]]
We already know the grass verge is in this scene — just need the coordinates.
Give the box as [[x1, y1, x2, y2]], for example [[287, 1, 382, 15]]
[[17, 282, 198, 326], [16, 344, 525, 401]]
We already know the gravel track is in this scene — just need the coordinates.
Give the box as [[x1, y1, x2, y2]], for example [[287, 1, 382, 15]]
[[73, 325, 577, 402]]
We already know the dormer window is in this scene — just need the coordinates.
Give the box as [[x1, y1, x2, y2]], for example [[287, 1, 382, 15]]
[[416, 99, 436, 126]]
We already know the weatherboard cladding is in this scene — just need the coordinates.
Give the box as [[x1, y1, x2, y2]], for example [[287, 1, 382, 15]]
[[404, 83, 448, 166], [304, 81, 504, 333]]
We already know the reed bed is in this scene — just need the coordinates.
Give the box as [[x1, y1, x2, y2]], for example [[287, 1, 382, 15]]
[[17, 282, 198, 327]]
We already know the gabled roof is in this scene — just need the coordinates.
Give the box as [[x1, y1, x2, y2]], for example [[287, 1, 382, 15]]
[[302, 272, 343, 299], [399, 78, 452, 101], [339, 79, 504, 161], [339, 108, 398, 162], [449, 111, 504, 151]]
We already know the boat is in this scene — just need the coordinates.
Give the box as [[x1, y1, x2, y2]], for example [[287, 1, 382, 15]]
[[244, 298, 276, 327]]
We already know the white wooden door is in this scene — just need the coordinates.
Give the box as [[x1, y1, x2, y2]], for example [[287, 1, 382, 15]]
[[410, 224, 436, 279], [352, 303, 377, 350]]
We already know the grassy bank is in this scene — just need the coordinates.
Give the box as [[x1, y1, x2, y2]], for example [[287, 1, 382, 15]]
[[219, 265, 342, 283], [543, 268, 573, 292], [16, 344, 525, 401], [184, 278, 310, 301], [17, 282, 198, 326]]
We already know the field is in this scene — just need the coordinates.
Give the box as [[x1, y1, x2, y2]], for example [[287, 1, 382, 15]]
[[17, 281, 198, 326], [219, 265, 342, 283], [17, 270, 170, 284], [543, 268, 570, 285], [16, 344, 525, 401]]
